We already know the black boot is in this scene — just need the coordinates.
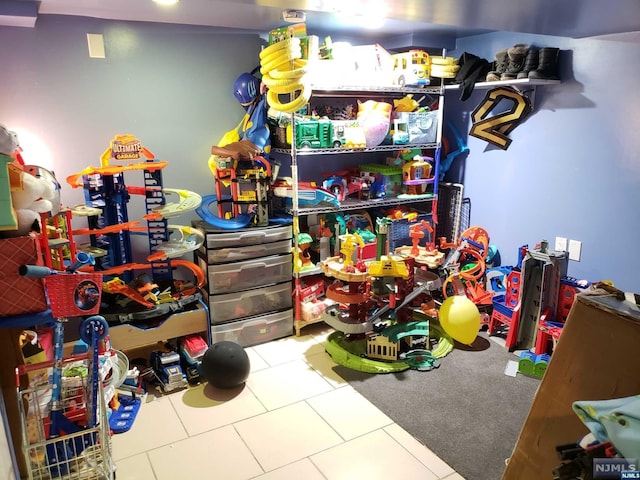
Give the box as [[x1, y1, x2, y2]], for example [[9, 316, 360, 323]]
[[501, 44, 529, 80], [517, 47, 539, 79], [529, 47, 560, 80], [486, 49, 508, 82]]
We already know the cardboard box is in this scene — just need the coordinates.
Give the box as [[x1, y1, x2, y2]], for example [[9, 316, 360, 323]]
[[0, 235, 48, 317], [503, 293, 640, 480]]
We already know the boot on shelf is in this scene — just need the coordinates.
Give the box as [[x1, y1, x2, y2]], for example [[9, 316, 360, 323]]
[[485, 48, 508, 82], [517, 47, 539, 79], [528, 47, 560, 80], [501, 44, 529, 80]]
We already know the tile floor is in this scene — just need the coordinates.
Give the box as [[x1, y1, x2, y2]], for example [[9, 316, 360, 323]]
[[111, 323, 466, 480]]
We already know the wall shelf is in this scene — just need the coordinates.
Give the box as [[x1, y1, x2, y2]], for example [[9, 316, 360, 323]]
[[444, 78, 560, 91], [272, 142, 438, 156], [310, 85, 442, 96], [288, 193, 436, 216]]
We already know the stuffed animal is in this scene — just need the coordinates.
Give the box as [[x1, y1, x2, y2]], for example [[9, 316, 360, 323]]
[[9, 170, 56, 236], [0, 124, 19, 156], [0, 125, 57, 237]]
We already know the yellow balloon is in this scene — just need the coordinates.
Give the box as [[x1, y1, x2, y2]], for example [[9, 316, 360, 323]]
[[439, 295, 481, 345]]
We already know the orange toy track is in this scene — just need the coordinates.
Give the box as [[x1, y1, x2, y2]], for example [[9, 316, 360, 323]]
[[326, 283, 369, 304], [72, 221, 141, 237], [66, 161, 169, 188], [98, 260, 205, 289], [103, 278, 155, 308]]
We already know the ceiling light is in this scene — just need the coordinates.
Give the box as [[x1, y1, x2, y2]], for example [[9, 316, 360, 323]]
[[282, 9, 306, 23], [152, 0, 179, 5]]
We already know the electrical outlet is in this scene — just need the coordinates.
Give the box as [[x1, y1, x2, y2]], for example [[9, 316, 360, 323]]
[[555, 236, 568, 252], [568, 239, 582, 261]]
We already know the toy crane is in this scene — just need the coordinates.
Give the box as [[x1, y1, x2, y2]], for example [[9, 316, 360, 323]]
[[338, 232, 365, 272]]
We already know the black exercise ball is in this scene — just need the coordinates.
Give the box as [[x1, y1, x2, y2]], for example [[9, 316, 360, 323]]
[[201, 341, 250, 389]]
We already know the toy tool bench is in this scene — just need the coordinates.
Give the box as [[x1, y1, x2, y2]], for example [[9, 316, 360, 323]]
[[193, 220, 294, 347]]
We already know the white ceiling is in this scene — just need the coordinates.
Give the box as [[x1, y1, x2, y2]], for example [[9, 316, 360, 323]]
[[5, 0, 640, 44]]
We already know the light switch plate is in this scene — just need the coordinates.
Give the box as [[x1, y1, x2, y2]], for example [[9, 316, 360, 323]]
[[555, 236, 568, 252], [568, 239, 582, 261]]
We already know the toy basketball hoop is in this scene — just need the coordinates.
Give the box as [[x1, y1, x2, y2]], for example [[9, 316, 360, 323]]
[[44, 273, 103, 317]]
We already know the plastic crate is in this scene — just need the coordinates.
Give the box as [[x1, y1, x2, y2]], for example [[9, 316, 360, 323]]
[[388, 213, 433, 251]]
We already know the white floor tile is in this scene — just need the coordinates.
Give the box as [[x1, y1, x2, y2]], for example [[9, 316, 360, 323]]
[[111, 395, 187, 460], [306, 323, 335, 343], [111, 323, 460, 480], [147, 425, 263, 480], [307, 386, 393, 440], [113, 453, 155, 480], [249, 458, 326, 480], [310, 429, 439, 480], [234, 401, 343, 472], [168, 382, 266, 436], [246, 359, 333, 410], [384, 423, 455, 478], [251, 333, 325, 366], [303, 350, 349, 388], [246, 346, 270, 372]]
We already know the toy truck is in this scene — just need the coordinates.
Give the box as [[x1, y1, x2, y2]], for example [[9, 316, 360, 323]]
[[150, 350, 188, 392], [392, 50, 431, 87], [295, 118, 345, 149], [179, 334, 208, 385]]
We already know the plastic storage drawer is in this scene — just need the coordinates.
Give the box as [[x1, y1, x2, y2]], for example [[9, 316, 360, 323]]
[[196, 222, 293, 249], [199, 238, 292, 264], [211, 309, 294, 347], [203, 253, 292, 294], [208, 281, 293, 324]]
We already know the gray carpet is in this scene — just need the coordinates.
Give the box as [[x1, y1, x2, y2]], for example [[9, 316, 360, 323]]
[[333, 332, 540, 480]]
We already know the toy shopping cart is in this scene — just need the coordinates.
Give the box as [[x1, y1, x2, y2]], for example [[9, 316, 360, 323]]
[[16, 258, 114, 479], [16, 355, 115, 480]]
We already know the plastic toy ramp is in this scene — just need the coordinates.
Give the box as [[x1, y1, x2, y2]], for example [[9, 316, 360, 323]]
[[411, 313, 456, 359], [142, 188, 202, 221], [365, 281, 435, 326], [70, 204, 102, 217], [326, 282, 369, 304], [324, 331, 410, 374], [380, 321, 429, 343], [196, 194, 251, 230], [72, 221, 140, 237], [147, 225, 205, 261], [321, 304, 373, 334], [103, 277, 154, 308], [99, 259, 205, 289]]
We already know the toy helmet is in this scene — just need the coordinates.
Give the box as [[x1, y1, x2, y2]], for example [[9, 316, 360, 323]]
[[233, 72, 261, 107]]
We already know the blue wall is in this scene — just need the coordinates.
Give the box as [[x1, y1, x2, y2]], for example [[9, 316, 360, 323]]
[[445, 32, 640, 291], [1, 16, 638, 291], [0, 15, 264, 255]]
